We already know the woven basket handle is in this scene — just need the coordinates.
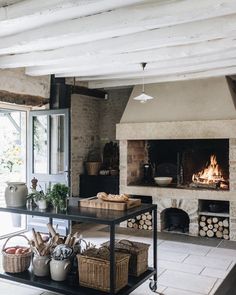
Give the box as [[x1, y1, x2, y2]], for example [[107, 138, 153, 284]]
[[116, 239, 137, 248], [2, 234, 31, 251], [97, 246, 110, 255]]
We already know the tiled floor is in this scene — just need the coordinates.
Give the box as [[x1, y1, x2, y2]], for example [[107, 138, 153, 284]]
[[0, 225, 236, 295]]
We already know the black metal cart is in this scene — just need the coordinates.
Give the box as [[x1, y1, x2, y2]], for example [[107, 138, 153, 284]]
[[0, 203, 158, 295]]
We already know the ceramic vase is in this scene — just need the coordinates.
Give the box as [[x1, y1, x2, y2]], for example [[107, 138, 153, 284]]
[[32, 255, 50, 277], [5, 182, 28, 207], [50, 258, 71, 281]]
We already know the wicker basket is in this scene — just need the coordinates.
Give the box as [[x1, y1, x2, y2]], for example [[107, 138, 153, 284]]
[[77, 247, 130, 293], [103, 239, 150, 277], [2, 234, 32, 273], [85, 162, 101, 175]]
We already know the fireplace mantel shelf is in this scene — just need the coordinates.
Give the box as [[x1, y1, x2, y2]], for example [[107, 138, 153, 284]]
[[122, 184, 234, 201], [128, 182, 228, 192]]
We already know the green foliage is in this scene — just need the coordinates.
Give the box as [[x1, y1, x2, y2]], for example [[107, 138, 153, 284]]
[[47, 183, 69, 211], [0, 145, 23, 172], [27, 190, 47, 202]]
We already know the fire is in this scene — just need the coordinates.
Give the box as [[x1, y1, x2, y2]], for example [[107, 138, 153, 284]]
[[192, 155, 228, 189]]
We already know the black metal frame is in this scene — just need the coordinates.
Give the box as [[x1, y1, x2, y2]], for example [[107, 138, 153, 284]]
[[0, 203, 158, 295]]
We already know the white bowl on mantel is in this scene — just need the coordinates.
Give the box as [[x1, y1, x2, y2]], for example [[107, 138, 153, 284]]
[[154, 177, 173, 186]]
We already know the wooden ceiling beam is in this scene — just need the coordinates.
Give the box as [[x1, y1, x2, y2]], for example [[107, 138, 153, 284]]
[[57, 58, 236, 82], [1, 37, 236, 70], [87, 67, 236, 89], [0, 2, 236, 55], [27, 47, 236, 77], [0, 0, 144, 37]]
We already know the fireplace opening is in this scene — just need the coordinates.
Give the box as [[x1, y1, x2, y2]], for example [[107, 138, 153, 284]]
[[148, 139, 229, 190], [162, 208, 190, 233]]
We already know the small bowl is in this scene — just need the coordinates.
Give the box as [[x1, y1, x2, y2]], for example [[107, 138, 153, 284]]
[[154, 177, 173, 186]]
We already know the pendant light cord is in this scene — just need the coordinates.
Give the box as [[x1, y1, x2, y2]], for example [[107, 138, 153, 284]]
[[141, 62, 147, 93]]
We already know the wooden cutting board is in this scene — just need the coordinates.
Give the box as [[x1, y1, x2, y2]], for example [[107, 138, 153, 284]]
[[79, 197, 141, 211]]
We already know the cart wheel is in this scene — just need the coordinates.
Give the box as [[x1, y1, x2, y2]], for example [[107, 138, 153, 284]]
[[149, 280, 157, 292]]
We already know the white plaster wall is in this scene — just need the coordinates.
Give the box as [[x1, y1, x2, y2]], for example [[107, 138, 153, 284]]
[[121, 77, 236, 123]]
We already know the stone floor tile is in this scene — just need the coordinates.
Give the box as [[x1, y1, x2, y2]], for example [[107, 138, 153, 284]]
[[208, 278, 224, 295], [158, 259, 204, 274], [183, 255, 232, 270], [158, 269, 217, 294], [158, 249, 189, 262], [159, 240, 211, 256], [201, 267, 230, 279], [130, 280, 167, 295], [0, 280, 43, 295], [164, 287, 205, 295], [207, 247, 236, 261]]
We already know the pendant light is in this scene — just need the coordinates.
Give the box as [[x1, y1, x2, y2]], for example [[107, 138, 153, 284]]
[[133, 62, 154, 103]]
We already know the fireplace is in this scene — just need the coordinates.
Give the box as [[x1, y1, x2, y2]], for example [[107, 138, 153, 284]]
[[118, 130, 236, 240], [117, 78, 236, 240]]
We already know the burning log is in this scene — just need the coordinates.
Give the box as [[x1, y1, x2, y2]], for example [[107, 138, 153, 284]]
[[191, 154, 229, 190]]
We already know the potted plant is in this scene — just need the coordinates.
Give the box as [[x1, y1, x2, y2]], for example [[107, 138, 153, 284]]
[[47, 183, 69, 212], [27, 189, 48, 210]]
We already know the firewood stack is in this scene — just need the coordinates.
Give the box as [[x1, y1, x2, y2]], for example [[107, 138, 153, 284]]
[[199, 216, 229, 239], [127, 212, 152, 230]]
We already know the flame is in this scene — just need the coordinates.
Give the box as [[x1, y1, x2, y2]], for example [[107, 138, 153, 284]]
[[192, 154, 228, 188]]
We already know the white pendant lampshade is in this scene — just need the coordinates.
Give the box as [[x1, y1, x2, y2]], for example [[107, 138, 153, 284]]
[[133, 62, 154, 103]]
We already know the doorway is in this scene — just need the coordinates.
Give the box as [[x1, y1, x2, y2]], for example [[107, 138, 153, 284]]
[[0, 106, 27, 237], [27, 109, 70, 235]]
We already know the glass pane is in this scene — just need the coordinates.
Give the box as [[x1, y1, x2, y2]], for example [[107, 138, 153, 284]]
[[33, 115, 48, 173], [0, 110, 27, 237], [50, 114, 65, 174]]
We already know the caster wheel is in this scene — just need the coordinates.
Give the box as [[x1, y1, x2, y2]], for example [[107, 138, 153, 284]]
[[149, 280, 157, 292]]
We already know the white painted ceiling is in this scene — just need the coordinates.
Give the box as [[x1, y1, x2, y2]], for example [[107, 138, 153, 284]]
[[0, 0, 236, 88]]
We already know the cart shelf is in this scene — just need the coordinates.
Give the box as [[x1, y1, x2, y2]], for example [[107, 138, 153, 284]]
[[0, 201, 158, 294]]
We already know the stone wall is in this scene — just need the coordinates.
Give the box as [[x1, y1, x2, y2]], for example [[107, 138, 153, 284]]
[[71, 87, 131, 196], [71, 94, 101, 196], [99, 87, 132, 144]]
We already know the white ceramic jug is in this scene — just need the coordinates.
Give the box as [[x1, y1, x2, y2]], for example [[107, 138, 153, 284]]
[[5, 182, 28, 207], [32, 255, 50, 277], [50, 258, 71, 281]]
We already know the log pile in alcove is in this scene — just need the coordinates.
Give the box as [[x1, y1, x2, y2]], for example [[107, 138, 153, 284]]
[[199, 216, 229, 239]]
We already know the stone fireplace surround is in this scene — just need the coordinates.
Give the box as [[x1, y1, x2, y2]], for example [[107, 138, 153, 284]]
[[117, 119, 236, 240]]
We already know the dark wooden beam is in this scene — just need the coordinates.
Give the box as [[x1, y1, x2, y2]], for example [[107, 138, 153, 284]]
[[0, 90, 49, 106], [226, 76, 236, 109], [71, 85, 107, 99]]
